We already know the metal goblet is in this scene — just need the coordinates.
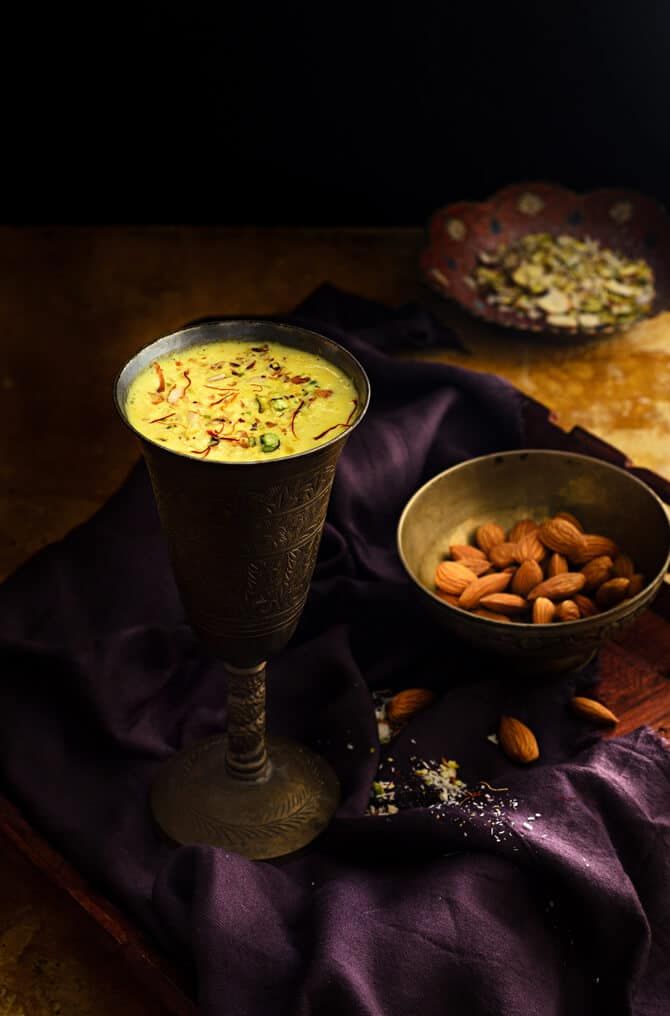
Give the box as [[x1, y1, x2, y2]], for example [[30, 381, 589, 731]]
[[115, 320, 370, 859]]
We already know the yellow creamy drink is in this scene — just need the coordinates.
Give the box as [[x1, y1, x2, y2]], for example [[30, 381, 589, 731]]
[[126, 339, 359, 461]]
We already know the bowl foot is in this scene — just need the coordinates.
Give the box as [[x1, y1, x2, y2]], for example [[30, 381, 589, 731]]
[[151, 735, 339, 860]]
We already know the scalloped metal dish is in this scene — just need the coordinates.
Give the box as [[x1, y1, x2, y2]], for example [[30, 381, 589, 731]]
[[421, 181, 670, 337]]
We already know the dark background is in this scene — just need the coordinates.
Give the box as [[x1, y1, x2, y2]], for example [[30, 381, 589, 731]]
[[3, 4, 669, 225]]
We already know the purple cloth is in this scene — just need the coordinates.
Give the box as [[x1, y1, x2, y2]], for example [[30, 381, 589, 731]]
[[1, 285, 669, 1015]]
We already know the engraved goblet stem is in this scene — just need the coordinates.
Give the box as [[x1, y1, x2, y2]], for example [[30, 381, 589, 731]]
[[224, 662, 271, 781]]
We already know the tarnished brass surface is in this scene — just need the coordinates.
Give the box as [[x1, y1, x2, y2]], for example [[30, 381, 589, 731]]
[[398, 450, 670, 673], [116, 319, 369, 858], [151, 735, 340, 860]]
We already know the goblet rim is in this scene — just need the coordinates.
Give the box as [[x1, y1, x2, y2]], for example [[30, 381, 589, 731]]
[[113, 318, 371, 467]]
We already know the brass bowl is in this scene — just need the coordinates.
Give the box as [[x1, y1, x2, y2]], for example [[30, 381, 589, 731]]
[[397, 450, 670, 674]]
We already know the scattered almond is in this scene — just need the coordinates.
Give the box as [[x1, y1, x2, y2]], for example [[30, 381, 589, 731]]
[[450, 544, 488, 562], [570, 696, 618, 726], [556, 599, 580, 622], [613, 554, 635, 580], [511, 559, 543, 597], [554, 511, 584, 532], [507, 518, 538, 542], [571, 534, 618, 564], [458, 571, 512, 610], [528, 572, 586, 601], [459, 557, 492, 577], [475, 523, 505, 555], [386, 688, 436, 726], [438, 512, 640, 626], [513, 532, 547, 564], [479, 593, 528, 615], [574, 594, 599, 618], [473, 608, 512, 622], [547, 552, 568, 577], [580, 555, 613, 591], [435, 561, 480, 595], [489, 542, 519, 569], [532, 596, 556, 623], [499, 715, 539, 763], [539, 517, 586, 556], [595, 577, 630, 608]]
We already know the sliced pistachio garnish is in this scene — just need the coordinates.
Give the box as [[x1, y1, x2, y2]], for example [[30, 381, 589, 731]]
[[469, 232, 655, 331]]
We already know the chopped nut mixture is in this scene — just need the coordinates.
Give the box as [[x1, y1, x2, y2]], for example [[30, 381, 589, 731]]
[[469, 232, 655, 331]]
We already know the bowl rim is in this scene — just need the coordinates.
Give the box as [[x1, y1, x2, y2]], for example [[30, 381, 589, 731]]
[[113, 318, 371, 468], [397, 449, 670, 630]]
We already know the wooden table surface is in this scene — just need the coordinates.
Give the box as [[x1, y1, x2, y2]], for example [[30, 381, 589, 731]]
[[1, 226, 669, 1013]]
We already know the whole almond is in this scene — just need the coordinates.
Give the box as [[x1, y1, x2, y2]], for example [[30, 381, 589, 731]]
[[570, 696, 618, 726], [539, 517, 586, 556], [511, 559, 543, 597], [473, 608, 512, 622], [513, 532, 547, 564], [581, 555, 613, 591], [574, 594, 599, 618], [547, 552, 568, 577], [475, 523, 505, 555], [612, 554, 635, 579], [499, 715, 539, 763], [554, 510, 585, 532], [627, 573, 645, 597], [595, 577, 630, 608], [459, 557, 492, 577], [479, 593, 528, 615], [435, 561, 480, 595], [458, 571, 512, 610], [556, 599, 580, 622], [489, 541, 519, 569], [527, 572, 586, 601], [571, 534, 618, 564], [450, 544, 488, 562], [532, 597, 556, 623], [386, 688, 435, 726], [507, 518, 538, 542], [436, 591, 461, 607]]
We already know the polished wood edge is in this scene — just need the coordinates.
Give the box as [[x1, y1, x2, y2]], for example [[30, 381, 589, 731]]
[[0, 793, 197, 1016]]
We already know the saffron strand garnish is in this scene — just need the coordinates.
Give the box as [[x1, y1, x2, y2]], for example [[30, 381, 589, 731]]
[[148, 412, 176, 423], [313, 398, 358, 441], [290, 399, 304, 438]]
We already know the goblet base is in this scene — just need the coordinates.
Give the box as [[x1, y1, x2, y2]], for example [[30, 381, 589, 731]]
[[151, 735, 340, 860]]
